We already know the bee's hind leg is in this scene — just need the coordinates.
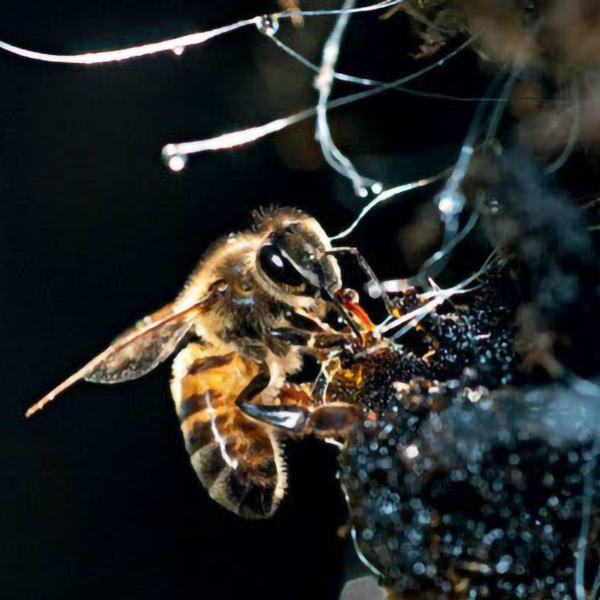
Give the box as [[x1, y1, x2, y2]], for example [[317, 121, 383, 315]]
[[239, 401, 359, 439]]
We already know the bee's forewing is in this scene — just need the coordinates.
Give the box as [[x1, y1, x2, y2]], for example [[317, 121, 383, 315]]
[[84, 303, 196, 384], [26, 280, 228, 418]]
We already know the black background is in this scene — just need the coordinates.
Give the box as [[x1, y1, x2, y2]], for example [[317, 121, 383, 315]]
[[0, 2, 491, 599]]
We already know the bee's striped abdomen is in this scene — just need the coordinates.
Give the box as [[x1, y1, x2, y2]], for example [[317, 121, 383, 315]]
[[171, 343, 286, 518]]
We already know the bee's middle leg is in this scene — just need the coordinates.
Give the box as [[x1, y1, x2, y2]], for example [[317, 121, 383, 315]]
[[236, 351, 358, 439], [234, 361, 311, 431], [236, 323, 360, 437]]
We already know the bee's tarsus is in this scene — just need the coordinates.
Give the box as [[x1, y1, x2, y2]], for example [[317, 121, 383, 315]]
[[239, 401, 357, 437], [239, 403, 308, 432], [308, 403, 357, 435]]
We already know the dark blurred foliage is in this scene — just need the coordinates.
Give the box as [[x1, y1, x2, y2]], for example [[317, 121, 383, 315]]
[[399, 0, 600, 159]]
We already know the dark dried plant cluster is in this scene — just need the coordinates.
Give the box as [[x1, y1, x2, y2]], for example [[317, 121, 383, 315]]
[[337, 146, 600, 597]]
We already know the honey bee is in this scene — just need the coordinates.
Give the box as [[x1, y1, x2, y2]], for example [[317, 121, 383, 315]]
[[27, 208, 373, 518]]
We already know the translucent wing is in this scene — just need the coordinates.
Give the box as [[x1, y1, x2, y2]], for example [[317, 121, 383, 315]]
[[84, 302, 195, 385], [26, 280, 228, 418]]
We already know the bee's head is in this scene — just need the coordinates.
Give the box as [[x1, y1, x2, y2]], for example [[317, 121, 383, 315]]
[[253, 208, 342, 303]]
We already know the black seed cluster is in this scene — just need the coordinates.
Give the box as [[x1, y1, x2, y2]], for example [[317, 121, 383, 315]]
[[336, 150, 600, 598], [340, 379, 600, 599], [337, 265, 600, 597]]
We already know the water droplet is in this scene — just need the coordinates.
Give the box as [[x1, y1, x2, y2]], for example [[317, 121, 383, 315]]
[[496, 555, 513, 574], [168, 154, 187, 172], [437, 191, 465, 217], [371, 182, 383, 194], [256, 15, 279, 37], [172, 46, 185, 56], [163, 144, 187, 172], [404, 444, 419, 459]]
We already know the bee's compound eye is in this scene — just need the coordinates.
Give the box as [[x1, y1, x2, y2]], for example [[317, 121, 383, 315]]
[[258, 244, 306, 287]]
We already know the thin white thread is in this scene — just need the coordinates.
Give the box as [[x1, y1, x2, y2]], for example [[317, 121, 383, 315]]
[[161, 36, 475, 161], [378, 251, 498, 336], [331, 171, 447, 240], [0, 1, 403, 65], [270, 33, 509, 104], [575, 440, 599, 600], [316, 0, 376, 197], [545, 79, 581, 175]]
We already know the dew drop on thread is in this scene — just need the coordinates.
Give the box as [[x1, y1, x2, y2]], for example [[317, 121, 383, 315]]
[[256, 15, 279, 37]]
